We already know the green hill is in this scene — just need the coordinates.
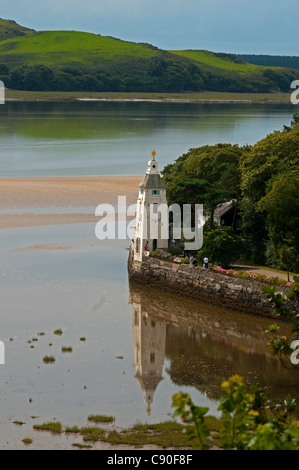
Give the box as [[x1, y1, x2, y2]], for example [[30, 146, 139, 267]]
[[0, 28, 163, 67], [0, 18, 34, 41], [0, 19, 297, 94], [169, 50, 274, 74]]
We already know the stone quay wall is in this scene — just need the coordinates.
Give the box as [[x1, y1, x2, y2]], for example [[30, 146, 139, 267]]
[[128, 252, 298, 319]]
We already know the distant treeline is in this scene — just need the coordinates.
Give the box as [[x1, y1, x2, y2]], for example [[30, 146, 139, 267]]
[[237, 54, 299, 70], [0, 58, 297, 93]]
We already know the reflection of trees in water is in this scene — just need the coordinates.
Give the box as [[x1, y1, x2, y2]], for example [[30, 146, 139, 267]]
[[0, 102, 278, 140], [0, 101, 191, 140], [129, 281, 299, 405], [165, 325, 299, 402], [1, 101, 154, 140]]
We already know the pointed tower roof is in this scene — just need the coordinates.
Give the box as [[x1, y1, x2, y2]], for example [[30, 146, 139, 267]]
[[135, 374, 164, 414], [139, 149, 166, 190]]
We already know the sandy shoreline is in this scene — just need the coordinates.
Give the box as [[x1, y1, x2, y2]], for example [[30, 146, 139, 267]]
[[5, 98, 291, 104], [0, 176, 141, 228]]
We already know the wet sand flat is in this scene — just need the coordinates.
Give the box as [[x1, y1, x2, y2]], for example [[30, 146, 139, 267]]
[[0, 212, 97, 229], [0, 176, 141, 228]]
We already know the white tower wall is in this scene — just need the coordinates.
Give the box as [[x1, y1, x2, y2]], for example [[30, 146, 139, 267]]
[[133, 153, 169, 262]]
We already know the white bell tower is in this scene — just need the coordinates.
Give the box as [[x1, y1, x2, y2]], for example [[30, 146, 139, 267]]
[[133, 150, 169, 262]]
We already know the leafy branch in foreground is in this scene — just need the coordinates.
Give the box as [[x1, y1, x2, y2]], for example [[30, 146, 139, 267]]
[[172, 375, 299, 450], [172, 393, 210, 449], [262, 275, 299, 369]]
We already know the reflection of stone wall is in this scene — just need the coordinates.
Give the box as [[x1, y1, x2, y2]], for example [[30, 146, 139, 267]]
[[165, 325, 299, 403], [129, 282, 299, 404], [128, 252, 298, 318], [129, 281, 286, 354]]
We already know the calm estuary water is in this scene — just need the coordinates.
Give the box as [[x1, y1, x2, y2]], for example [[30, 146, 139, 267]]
[[0, 101, 298, 448], [1, 224, 298, 449], [0, 101, 296, 177]]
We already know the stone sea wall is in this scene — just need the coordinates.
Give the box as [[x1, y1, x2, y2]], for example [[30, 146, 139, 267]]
[[128, 252, 298, 318]]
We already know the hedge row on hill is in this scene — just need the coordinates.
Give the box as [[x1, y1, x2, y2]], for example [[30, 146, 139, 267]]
[[0, 58, 297, 93], [237, 54, 299, 70]]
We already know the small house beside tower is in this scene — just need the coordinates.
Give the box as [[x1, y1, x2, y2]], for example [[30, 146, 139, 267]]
[[133, 150, 169, 262]]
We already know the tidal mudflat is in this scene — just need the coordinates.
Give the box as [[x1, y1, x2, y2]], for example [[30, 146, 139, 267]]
[[0, 178, 298, 449]]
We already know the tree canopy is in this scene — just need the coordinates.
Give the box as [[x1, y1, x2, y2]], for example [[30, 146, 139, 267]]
[[162, 116, 299, 271], [197, 225, 245, 268], [240, 116, 299, 263], [162, 143, 246, 227]]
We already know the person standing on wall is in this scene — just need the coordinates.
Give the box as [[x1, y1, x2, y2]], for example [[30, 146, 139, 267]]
[[203, 256, 209, 268]]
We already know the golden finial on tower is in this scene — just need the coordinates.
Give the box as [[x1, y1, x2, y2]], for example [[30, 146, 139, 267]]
[[151, 149, 156, 160]]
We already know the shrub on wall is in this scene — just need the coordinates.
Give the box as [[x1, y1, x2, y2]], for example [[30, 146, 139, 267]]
[[197, 226, 245, 268]]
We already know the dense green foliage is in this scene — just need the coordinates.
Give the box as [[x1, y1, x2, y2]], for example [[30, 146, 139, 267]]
[[170, 49, 298, 92], [0, 59, 207, 93], [163, 143, 246, 227], [262, 276, 299, 369], [197, 226, 245, 268], [172, 375, 299, 450], [0, 19, 297, 93], [162, 115, 299, 271], [237, 54, 299, 70], [240, 114, 299, 267]]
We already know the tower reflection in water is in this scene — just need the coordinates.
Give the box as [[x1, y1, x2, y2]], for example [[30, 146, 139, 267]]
[[129, 281, 299, 414], [131, 288, 166, 415]]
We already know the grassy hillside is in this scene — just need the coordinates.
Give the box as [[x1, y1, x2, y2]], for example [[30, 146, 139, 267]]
[[0, 19, 297, 94], [0, 18, 34, 41], [0, 29, 163, 68], [169, 50, 279, 73], [0, 23, 283, 73]]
